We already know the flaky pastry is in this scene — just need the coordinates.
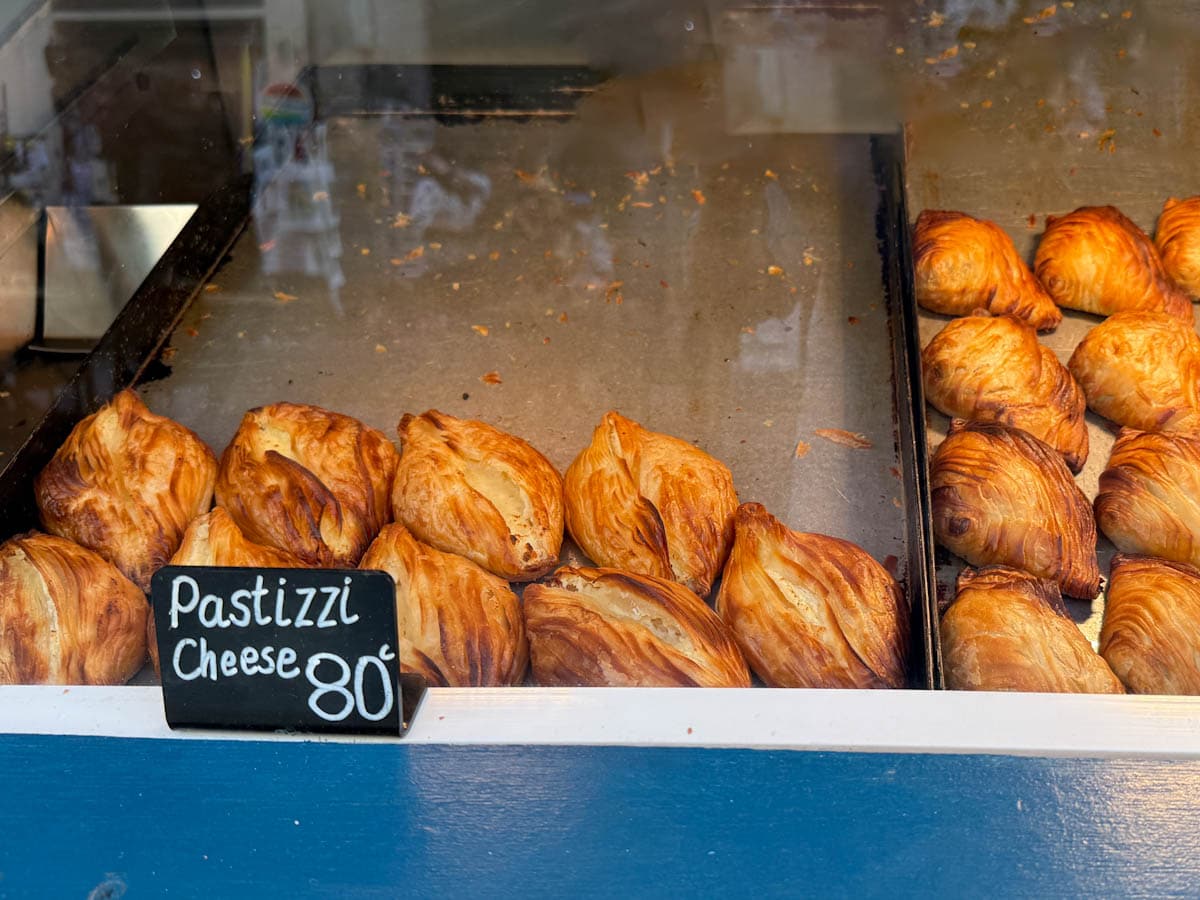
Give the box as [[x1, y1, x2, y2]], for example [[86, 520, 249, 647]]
[[391, 410, 563, 581], [931, 422, 1100, 598], [922, 314, 1089, 471], [1156, 196, 1200, 299], [35, 389, 217, 591], [1067, 311, 1200, 433], [361, 524, 527, 687], [913, 210, 1061, 331], [216, 402, 398, 567], [564, 411, 737, 597], [523, 566, 750, 687], [1102, 554, 1200, 695], [715, 503, 908, 689], [941, 566, 1123, 693], [0, 532, 147, 684], [1095, 430, 1200, 568], [1034, 205, 1192, 321]]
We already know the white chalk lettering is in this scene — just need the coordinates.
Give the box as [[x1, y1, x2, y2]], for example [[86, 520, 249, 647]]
[[294, 587, 316, 628], [173, 636, 216, 681], [251, 575, 271, 625], [169, 576, 201, 629], [239, 646, 260, 674], [316, 586, 340, 628], [228, 589, 252, 628], [199, 593, 229, 629], [277, 647, 300, 679], [306, 653, 354, 721], [339, 577, 359, 625], [220, 650, 237, 677], [274, 578, 292, 627]]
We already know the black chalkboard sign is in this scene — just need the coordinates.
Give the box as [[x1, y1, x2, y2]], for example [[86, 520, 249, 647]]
[[151, 566, 422, 735]]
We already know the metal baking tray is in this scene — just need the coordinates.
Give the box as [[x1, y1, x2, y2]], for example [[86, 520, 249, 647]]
[[0, 66, 938, 689]]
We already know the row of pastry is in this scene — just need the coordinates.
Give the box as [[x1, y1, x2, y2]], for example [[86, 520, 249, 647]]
[[1, 390, 912, 690], [916, 204, 1200, 695]]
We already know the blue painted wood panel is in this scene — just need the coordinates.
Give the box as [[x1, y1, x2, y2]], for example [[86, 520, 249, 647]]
[[1, 737, 1198, 897]]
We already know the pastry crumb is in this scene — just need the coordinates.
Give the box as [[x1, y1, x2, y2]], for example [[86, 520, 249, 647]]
[[764, 169, 778, 179], [558, 312, 569, 323], [815, 428, 872, 449], [360, 247, 370, 256], [203, 284, 220, 293], [452, 282, 461, 291], [186, 327, 199, 337], [794, 441, 810, 459], [389, 257, 403, 266], [273, 290, 298, 303], [481, 371, 502, 385], [391, 213, 411, 228], [766, 265, 784, 276], [691, 189, 706, 205], [472, 325, 490, 336], [408, 246, 425, 260], [488, 250, 500, 261], [374, 344, 387, 354]]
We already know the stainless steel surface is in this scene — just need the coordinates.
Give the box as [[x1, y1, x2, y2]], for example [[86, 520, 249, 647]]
[[139, 87, 914, 591], [39, 203, 196, 346]]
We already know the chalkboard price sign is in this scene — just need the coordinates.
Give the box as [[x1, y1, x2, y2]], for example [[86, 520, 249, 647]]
[[151, 566, 417, 735]]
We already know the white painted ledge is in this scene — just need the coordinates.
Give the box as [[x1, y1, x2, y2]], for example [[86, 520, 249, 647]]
[[4, 686, 1200, 758]]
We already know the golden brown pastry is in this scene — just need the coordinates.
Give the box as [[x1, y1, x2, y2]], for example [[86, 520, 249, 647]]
[[942, 566, 1123, 693], [0, 532, 147, 684], [1102, 554, 1200, 694], [523, 566, 750, 687], [1095, 430, 1200, 568], [715, 503, 907, 689], [931, 422, 1101, 598], [34, 389, 217, 591], [1156, 196, 1200, 299], [922, 314, 1089, 471], [392, 411, 563, 581], [1067, 311, 1200, 433], [216, 402, 398, 567], [360, 524, 527, 687], [149, 507, 312, 673], [1034, 205, 1193, 321], [564, 411, 737, 597], [913, 210, 1062, 331]]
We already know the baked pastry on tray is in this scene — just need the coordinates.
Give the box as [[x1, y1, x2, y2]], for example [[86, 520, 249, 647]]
[[564, 411, 737, 597], [941, 566, 1123, 694], [931, 422, 1101, 598], [1095, 429, 1200, 568], [922, 313, 1089, 471], [35, 389, 217, 591], [913, 210, 1061, 331], [1102, 554, 1200, 695], [360, 524, 528, 687], [715, 502, 908, 689], [0, 532, 147, 685], [1034, 205, 1193, 321], [1156, 196, 1200, 299], [523, 566, 750, 688], [216, 402, 398, 567], [1067, 311, 1200, 433], [392, 410, 563, 581]]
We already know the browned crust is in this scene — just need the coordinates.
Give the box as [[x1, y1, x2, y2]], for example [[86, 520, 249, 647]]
[[1101, 554, 1200, 694], [715, 502, 908, 689], [931, 422, 1101, 598], [523, 565, 750, 687], [216, 402, 398, 567], [922, 314, 1089, 471], [1156, 196, 1200, 299], [360, 524, 528, 687], [941, 565, 1123, 693], [1035, 205, 1193, 322], [563, 411, 738, 597], [1067, 311, 1200, 433], [391, 410, 564, 581], [0, 532, 147, 685], [913, 209, 1062, 332], [34, 389, 217, 591]]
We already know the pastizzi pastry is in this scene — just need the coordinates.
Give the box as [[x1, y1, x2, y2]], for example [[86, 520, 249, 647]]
[[913, 210, 1062, 331], [715, 503, 908, 689], [216, 402, 398, 567], [1067, 311, 1200, 433], [360, 524, 528, 687], [392, 410, 563, 581], [941, 566, 1123, 693], [922, 313, 1089, 471], [564, 411, 738, 597], [1095, 429, 1200, 568], [523, 566, 750, 688], [149, 507, 312, 672], [0, 532, 147, 685], [35, 389, 217, 591], [930, 422, 1101, 598], [1102, 554, 1200, 695], [1156, 196, 1200, 299], [1034, 205, 1193, 321]]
